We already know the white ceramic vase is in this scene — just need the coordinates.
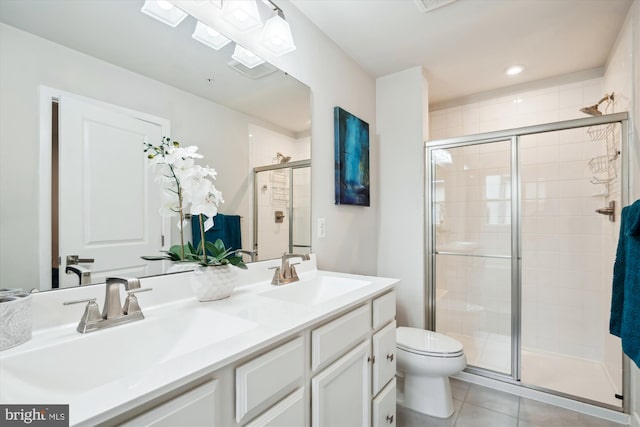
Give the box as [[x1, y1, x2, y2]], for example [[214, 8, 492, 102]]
[[190, 264, 238, 301]]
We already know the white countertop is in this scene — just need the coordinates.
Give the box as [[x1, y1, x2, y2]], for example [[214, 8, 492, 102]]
[[0, 255, 398, 426]]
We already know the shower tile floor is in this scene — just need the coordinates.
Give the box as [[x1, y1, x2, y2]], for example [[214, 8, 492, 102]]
[[397, 379, 626, 427], [449, 333, 621, 407]]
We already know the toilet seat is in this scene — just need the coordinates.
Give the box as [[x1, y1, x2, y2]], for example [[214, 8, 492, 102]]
[[396, 327, 464, 358]]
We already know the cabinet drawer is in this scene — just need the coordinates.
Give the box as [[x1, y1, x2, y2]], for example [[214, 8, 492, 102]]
[[120, 379, 218, 427], [373, 378, 396, 427], [372, 291, 395, 330], [372, 321, 397, 395], [236, 337, 304, 423], [244, 389, 305, 427], [311, 304, 371, 371]]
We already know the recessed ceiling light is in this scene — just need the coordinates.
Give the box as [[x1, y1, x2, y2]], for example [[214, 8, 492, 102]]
[[506, 65, 524, 76]]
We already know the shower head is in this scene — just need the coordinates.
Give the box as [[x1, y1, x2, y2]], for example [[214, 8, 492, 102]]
[[580, 93, 614, 116], [276, 152, 291, 163], [580, 105, 603, 116]]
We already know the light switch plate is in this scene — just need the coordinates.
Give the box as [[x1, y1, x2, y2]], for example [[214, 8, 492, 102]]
[[317, 218, 326, 238]]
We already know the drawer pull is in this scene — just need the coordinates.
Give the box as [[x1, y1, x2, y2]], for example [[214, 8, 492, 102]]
[[368, 355, 376, 363], [386, 353, 394, 362], [386, 414, 394, 424]]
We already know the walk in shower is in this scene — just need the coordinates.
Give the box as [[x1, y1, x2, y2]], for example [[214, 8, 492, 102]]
[[253, 160, 311, 261], [426, 112, 630, 410]]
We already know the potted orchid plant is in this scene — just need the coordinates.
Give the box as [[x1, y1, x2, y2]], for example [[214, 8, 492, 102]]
[[144, 137, 246, 300]]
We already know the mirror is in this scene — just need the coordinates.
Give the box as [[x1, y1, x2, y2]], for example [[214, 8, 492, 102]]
[[0, 0, 311, 291]]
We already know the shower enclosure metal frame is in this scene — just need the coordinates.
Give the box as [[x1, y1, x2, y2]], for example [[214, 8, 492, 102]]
[[425, 112, 630, 412], [253, 159, 311, 258]]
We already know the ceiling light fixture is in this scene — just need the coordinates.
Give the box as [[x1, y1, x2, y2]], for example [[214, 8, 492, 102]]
[[505, 65, 525, 76], [192, 21, 232, 50], [232, 44, 265, 68], [261, 7, 296, 55], [221, 0, 262, 32], [141, 0, 188, 27]]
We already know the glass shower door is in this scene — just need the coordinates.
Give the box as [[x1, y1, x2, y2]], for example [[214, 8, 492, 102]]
[[430, 139, 515, 376], [291, 166, 311, 254], [519, 125, 623, 408], [253, 162, 311, 261]]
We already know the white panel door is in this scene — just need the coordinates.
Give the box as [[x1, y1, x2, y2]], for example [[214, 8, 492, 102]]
[[311, 340, 370, 427], [58, 94, 166, 287]]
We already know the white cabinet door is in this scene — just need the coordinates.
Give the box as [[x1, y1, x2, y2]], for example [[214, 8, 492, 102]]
[[311, 340, 370, 427], [372, 321, 397, 395], [120, 380, 217, 427], [245, 388, 305, 427], [372, 378, 396, 427]]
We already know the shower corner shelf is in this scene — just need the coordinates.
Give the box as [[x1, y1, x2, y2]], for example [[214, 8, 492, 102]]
[[586, 124, 614, 142]]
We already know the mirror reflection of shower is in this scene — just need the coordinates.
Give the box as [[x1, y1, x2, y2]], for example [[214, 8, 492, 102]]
[[276, 152, 291, 164], [249, 124, 311, 261], [580, 92, 614, 116]]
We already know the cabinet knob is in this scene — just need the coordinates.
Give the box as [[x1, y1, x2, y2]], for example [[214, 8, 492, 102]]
[[386, 414, 394, 424], [386, 353, 394, 362]]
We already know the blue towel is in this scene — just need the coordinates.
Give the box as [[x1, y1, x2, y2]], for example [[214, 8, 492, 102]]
[[610, 199, 640, 367], [191, 213, 243, 253]]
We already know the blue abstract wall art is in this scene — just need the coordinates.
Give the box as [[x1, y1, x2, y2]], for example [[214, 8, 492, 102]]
[[334, 107, 370, 206]]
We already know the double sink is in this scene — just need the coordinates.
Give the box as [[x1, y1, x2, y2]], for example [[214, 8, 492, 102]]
[[0, 269, 373, 408]]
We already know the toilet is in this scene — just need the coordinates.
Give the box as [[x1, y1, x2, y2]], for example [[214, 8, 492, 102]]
[[396, 327, 466, 418]]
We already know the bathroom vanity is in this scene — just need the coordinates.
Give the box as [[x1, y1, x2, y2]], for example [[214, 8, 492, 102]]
[[0, 255, 398, 426]]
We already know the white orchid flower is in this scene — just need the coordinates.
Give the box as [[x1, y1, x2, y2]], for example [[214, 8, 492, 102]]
[[181, 165, 212, 199], [158, 191, 181, 217], [164, 145, 203, 164], [190, 188, 224, 218]]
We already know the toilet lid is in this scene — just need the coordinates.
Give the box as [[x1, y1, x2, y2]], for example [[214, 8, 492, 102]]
[[396, 327, 464, 357]]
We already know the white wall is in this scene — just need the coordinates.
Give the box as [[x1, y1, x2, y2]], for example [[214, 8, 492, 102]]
[[0, 24, 280, 289], [178, 1, 379, 275], [376, 67, 429, 328]]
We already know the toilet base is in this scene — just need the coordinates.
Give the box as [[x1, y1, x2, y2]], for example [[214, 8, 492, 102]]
[[402, 374, 454, 418]]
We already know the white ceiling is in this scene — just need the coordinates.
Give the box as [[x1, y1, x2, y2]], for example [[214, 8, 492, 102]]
[[0, 0, 311, 134], [290, 0, 633, 106]]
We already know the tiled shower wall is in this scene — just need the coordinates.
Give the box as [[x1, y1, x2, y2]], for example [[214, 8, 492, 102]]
[[430, 77, 622, 365]]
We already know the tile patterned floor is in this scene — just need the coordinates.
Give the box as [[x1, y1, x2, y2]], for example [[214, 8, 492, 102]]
[[397, 379, 627, 427]]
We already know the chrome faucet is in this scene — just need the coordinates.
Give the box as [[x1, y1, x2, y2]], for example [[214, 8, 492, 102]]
[[271, 253, 311, 286], [63, 277, 151, 333]]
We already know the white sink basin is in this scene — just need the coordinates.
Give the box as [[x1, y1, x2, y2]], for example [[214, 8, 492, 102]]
[[0, 308, 257, 400], [260, 275, 371, 305]]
